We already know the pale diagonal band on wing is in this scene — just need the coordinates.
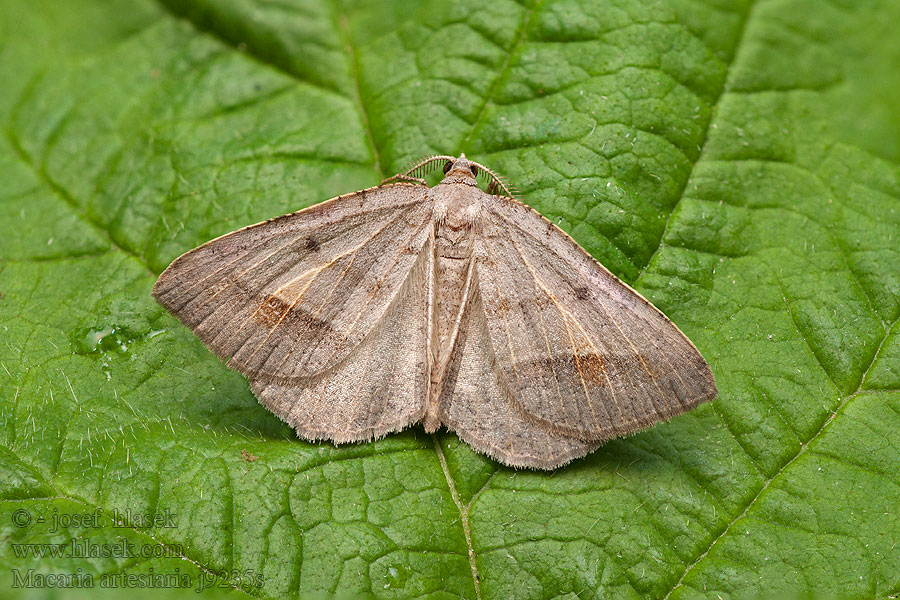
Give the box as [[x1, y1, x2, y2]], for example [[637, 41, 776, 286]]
[[158, 192, 425, 313], [260, 209, 432, 380], [252, 205, 432, 380], [223, 213, 403, 367], [225, 202, 431, 379], [193, 202, 421, 356], [248, 245, 431, 442]]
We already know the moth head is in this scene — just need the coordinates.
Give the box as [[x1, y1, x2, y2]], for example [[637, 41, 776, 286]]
[[400, 153, 517, 198], [443, 154, 479, 180]]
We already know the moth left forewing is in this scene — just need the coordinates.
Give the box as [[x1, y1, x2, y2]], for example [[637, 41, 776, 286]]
[[477, 196, 717, 441], [153, 183, 433, 382]]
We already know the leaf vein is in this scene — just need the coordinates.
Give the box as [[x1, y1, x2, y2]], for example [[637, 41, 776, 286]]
[[661, 314, 900, 599], [633, 1, 757, 287], [433, 435, 482, 600]]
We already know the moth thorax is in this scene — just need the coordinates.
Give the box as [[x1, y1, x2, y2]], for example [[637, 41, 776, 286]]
[[435, 187, 481, 231]]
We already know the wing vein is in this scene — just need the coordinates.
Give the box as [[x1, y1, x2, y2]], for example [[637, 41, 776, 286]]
[[496, 212, 671, 423], [320, 220, 431, 369], [617, 306, 693, 410], [167, 195, 422, 308], [509, 237, 613, 433]]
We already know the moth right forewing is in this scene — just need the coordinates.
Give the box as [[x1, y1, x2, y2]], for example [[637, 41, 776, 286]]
[[152, 183, 433, 381], [439, 280, 601, 469], [477, 196, 717, 441]]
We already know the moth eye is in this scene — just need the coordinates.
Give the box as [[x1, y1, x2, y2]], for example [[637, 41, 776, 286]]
[[443, 161, 453, 175], [470, 164, 478, 176]]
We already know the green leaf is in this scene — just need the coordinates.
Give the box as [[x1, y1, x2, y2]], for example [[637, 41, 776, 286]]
[[2, 0, 899, 598]]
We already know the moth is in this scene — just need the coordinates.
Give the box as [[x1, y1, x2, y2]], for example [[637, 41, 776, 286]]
[[153, 154, 717, 469]]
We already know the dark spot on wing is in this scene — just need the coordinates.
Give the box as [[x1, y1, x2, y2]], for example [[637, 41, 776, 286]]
[[574, 286, 591, 300], [257, 294, 335, 336], [305, 237, 320, 252], [577, 352, 606, 385], [518, 352, 606, 387]]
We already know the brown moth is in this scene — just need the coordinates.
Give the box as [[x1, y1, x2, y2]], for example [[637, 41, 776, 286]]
[[152, 154, 717, 469]]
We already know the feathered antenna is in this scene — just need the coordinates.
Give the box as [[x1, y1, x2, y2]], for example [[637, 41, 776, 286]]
[[381, 155, 456, 186], [470, 161, 518, 198], [386, 154, 519, 198], [402, 155, 456, 180]]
